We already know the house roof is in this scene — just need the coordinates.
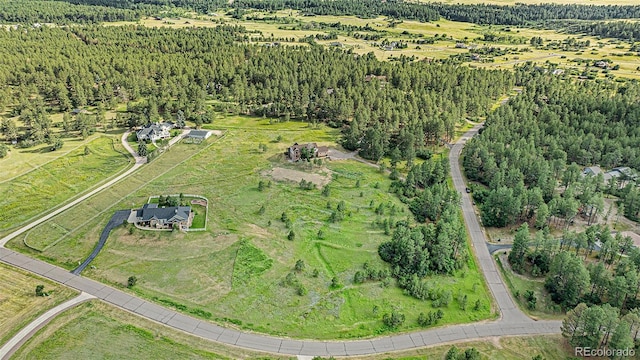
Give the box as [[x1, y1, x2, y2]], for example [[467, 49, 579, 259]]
[[290, 143, 317, 151], [137, 122, 172, 138], [139, 206, 190, 223], [583, 166, 603, 176], [187, 130, 211, 139]]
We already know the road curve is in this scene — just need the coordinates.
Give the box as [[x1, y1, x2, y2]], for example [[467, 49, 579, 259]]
[[0, 125, 562, 356], [0, 248, 560, 357], [0, 292, 95, 360], [0, 132, 143, 248]]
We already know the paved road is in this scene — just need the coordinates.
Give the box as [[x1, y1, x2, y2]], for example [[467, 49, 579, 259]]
[[0, 292, 95, 360], [0, 247, 561, 357], [0, 124, 562, 356], [71, 210, 131, 275], [450, 124, 531, 323]]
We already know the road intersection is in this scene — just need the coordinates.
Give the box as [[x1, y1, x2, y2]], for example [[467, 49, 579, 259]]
[[0, 125, 562, 357]]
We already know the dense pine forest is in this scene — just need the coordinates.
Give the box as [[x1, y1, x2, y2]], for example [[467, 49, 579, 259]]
[[9, 0, 640, 27], [0, 24, 513, 159], [0, 0, 145, 23], [463, 69, 640, 227]]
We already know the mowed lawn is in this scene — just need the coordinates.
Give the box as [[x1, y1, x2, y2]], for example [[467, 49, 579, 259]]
[[0, 263, 77, 347], [23, 115, 493, 339], [0, 136, 130, 237], [10, 301, 275, 360]]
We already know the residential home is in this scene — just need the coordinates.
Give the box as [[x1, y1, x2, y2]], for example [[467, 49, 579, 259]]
[[287, 143, 329, 161], [136, 122, 173, 142], [582, 166, 603, 177], [595, 61, 609, 69], [134, 203, 191, 229]]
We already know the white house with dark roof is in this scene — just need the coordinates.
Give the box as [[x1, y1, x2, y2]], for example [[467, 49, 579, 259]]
[[136, 122, 173, 142]]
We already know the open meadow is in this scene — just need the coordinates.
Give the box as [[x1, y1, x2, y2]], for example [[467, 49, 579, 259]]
[[9, 301, 267, 360], [122, 10, 640, 80], [9, 116, 493, 339], [0, 135, 130, 238], [10, 299, 569, 360], [0, 263, 77, 347]]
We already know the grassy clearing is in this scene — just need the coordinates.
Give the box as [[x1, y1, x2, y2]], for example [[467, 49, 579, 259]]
[[0, 136, 130, 238], [352, 334, 570, 360], [13, 139, 212, 260], [20, 115, 492, 339], [495, 254, 564, 320], [0, 263, 78, 347], [10, 301, 281, 360], [9, 297, 569, 360], [0, 132, 119, 183], [232, 239, 273, 287]]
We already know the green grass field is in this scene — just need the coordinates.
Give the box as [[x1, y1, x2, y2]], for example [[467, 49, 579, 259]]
[[14, 138, 213, 256], [9, 298, 569, 360], [0, 136, 130, 238], [0, 263, 78, 347], [353, 335, 570, 359], [9, 301, 269, 360], [13, 115, 493, 339]]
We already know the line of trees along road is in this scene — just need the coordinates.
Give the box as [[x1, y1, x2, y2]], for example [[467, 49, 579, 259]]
[[463, 66, 640, 229]]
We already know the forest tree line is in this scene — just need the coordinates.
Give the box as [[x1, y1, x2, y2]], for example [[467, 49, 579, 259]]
[[0, 0, 146, 24], [462, 67, 640, 227], [0, 24, 513, 160], [509, 223, 640, 351], [546, 20, 640, 42], [15, 0, 639, 27]]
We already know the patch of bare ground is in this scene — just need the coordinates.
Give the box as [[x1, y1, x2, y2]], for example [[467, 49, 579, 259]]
[[264, 166, 332, 187]]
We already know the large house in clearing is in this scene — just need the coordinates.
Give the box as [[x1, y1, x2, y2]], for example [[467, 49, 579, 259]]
[[287, 143, 329, 162], [133, 203, 192, 230], [136, 122, 173, 142]]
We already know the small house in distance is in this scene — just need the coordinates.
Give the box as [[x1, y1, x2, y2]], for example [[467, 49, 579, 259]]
[[136, 122, 173, 142], [287, 143, 329, 162], [132, 203, 192, 230]]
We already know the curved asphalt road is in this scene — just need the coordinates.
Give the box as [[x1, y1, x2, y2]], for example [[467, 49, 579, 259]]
[[0, 125, 562, 356], [0, 292, 95, 360]]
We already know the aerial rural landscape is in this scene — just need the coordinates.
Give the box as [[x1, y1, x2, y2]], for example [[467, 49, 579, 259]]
[[0, 0, 639, 359]]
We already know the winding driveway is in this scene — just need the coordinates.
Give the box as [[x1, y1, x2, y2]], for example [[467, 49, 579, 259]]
[[0, 132, 143, 248], [0, 125, 562, 357]]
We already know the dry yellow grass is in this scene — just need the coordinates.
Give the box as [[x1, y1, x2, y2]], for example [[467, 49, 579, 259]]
[[0, 263, 78, 346]]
